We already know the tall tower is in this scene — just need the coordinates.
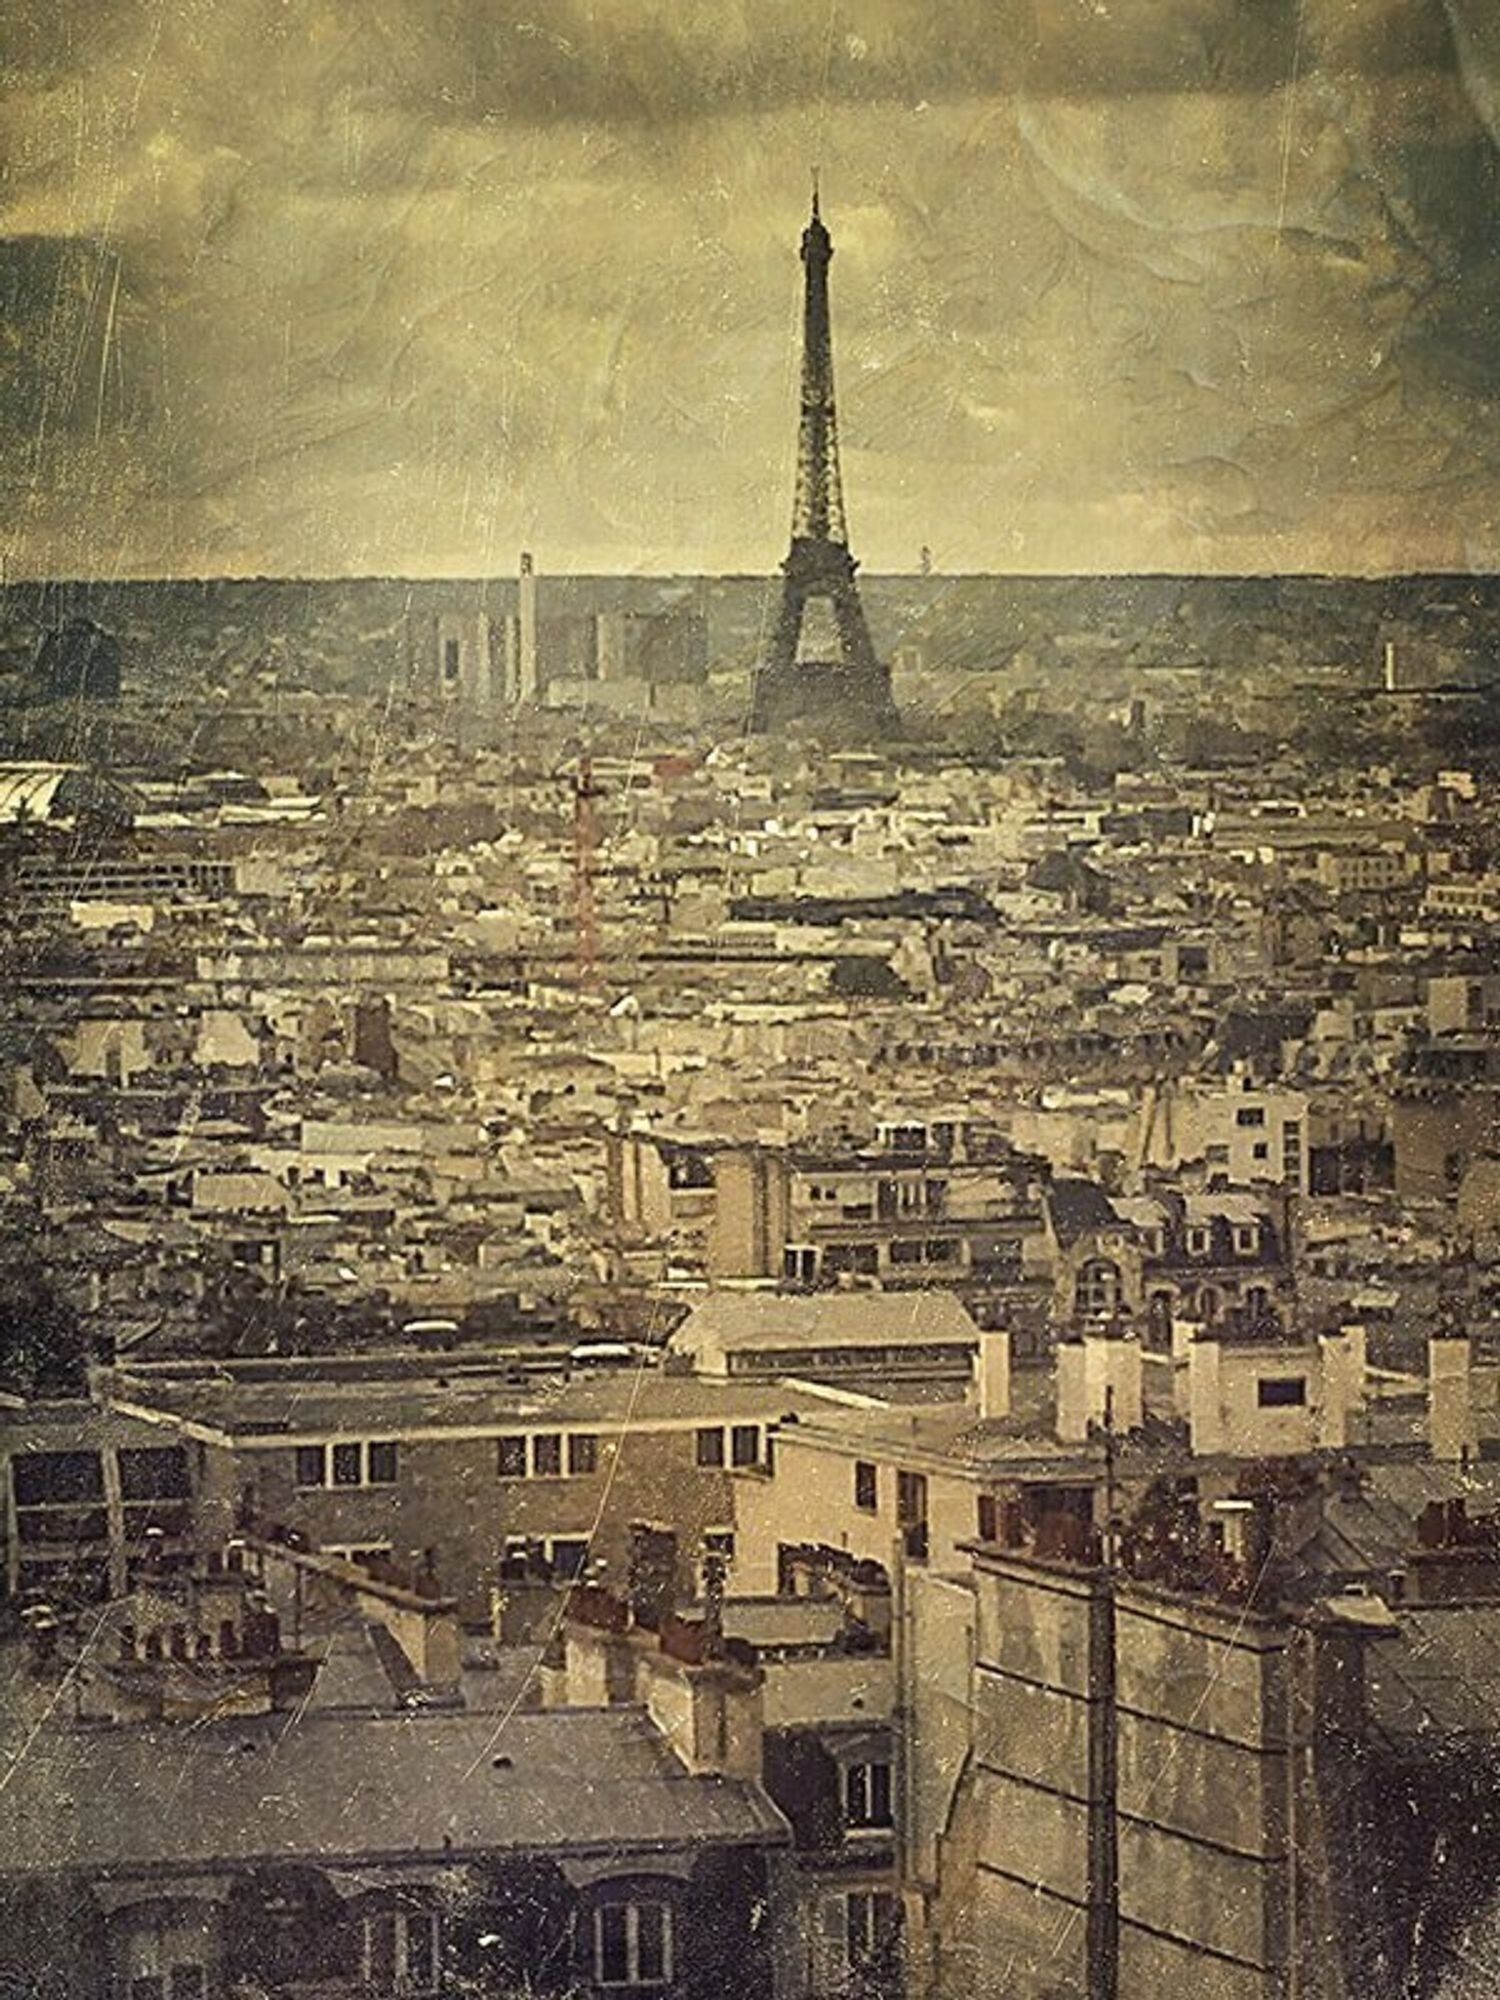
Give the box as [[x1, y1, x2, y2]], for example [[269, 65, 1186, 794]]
[[750, 187, 897, 738]]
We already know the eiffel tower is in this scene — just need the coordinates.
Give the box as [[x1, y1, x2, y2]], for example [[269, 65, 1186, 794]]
[[750, 186, 898, 738]]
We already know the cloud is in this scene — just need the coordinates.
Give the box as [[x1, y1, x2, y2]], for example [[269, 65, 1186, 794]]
[[0, 0, 1497, 576]]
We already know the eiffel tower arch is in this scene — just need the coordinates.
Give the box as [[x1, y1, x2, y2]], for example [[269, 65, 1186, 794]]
[[750, 189, 899, 740]]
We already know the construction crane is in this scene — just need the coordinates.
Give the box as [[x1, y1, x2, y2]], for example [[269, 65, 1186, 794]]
[[572, 753, 604, 994]]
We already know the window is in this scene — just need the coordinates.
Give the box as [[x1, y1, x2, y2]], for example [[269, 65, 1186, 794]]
[[1187, 1226, 1211, 1257], [845, 1759, 894, 1830], [977, 1492, 999, 1541], [846, 1891, 899, 1971], [568, 1433, 599, 1476], [1074, 1259, 1121, 1319], [323, 1543, 393, 1570], [293, 1445, 325, 1488], [362, 1910, 439, 1994], [13, 1452, 103, 1505], [1233, 1224, 1261, 1255], [532, 1433, 563, 1478], [1236, 1106, 1266, 1128], [297, 1442, 399, 1489], [550, 1537, 589, 1579], [118, 1448, 190, 1501], [695, 1427, 726, 1468], [1251, 1143, 1268, 1162], [730, 1425, 762, 1468], [854, 1461, 878, 1512], [497, 1435, 527, 1478], [594, 1900, 672, 1989], [366, 1442, 399, 1486], [442, 637, 461, 684], [331, 1443, 363, 1488], [1258, 1376, 1307, 1408]]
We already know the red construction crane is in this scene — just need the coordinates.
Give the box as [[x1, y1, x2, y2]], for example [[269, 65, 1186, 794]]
[[572, 753, 603, 994]]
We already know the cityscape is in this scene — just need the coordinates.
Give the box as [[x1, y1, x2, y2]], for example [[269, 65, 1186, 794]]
[[5, 6, 1500, 2000]]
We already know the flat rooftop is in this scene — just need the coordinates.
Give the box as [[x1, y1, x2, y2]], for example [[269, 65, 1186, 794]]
[[102, 1363, 876, 1441]]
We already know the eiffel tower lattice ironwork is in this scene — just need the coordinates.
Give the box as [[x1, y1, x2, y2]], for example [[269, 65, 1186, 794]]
[[750, 185, 898, 738]]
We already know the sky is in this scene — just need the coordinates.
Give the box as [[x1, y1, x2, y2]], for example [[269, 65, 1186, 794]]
[[3, 0, 1499, 578]]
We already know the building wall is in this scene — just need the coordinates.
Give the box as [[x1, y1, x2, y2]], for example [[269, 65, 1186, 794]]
[[733, 1430, 977, 1598], [203, 1424, 752, 1618], [964, 1551, 1299, 2000], [2, 1404, 196, 1603]]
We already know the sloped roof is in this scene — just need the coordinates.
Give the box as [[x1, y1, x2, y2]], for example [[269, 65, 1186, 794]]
[[1045, 1178, 1122, 1247], [0, 1706, 788, 1878], [1366, 1604, 1500, 1745]]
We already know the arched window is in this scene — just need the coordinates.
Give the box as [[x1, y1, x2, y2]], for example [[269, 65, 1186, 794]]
[[1074, 1259, 1121, 1321]]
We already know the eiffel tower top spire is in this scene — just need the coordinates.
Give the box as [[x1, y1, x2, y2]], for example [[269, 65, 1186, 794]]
[[791, 179, 848, 548]]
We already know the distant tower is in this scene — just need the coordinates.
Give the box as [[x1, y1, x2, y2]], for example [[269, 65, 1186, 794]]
[[517, 551, 539, 703], [750, 185, 898, 739]]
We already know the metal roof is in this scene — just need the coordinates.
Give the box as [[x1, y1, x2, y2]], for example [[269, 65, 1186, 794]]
[[0, 1706, 789, 1878]]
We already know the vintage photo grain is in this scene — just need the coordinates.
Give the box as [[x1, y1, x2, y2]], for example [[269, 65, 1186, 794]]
[[3, 4, 1500, 1997]]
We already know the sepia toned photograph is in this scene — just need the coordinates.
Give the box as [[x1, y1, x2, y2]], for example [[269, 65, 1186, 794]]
[[4, 4, 1500, 1996]]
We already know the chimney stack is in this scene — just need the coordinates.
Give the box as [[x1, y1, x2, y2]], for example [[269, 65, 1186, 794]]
[[974, 1325, 1012, 1421], [1430, 1329, 1477, 1463], [1057, 1326, 1144, 1445]]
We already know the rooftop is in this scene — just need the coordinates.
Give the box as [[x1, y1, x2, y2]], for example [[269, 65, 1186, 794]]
[[0, 1705, 788, 1878], [103, 1362, 852, 1441], [670, 1289, 981, 1355]]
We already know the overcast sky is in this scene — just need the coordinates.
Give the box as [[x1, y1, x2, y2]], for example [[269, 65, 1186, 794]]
[[3, 0, 1499, 577]]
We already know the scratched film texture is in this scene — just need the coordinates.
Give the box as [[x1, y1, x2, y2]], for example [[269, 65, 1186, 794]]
[[3, 0, 1500, 580]]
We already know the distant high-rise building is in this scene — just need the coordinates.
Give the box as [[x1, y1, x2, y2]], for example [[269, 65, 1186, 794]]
[[751, 187, 897, 740], [517, 550, 539, 703]]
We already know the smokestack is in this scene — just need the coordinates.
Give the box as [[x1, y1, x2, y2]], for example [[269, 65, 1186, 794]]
[[518, 551, 538, 703]]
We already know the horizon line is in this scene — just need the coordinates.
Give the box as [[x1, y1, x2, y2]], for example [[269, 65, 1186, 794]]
[[2, 567, 1497, 588]]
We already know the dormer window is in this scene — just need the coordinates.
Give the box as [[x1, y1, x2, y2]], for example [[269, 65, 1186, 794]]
[[1233, 1224, 1261, 1257], [1187, 1226, 1211, 1257]]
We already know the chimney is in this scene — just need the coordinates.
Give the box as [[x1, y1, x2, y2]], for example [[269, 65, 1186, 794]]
[[1057, 1327, 1144, 1445], [1429, 1330, 1477, 1463], [640, 1645, 765, 1782], [1187, 1335, 1225, 1455], [1318, 1324, 1368, 1449], [517, 551, 539, 704], [974, 1325, 1011, 1421]]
